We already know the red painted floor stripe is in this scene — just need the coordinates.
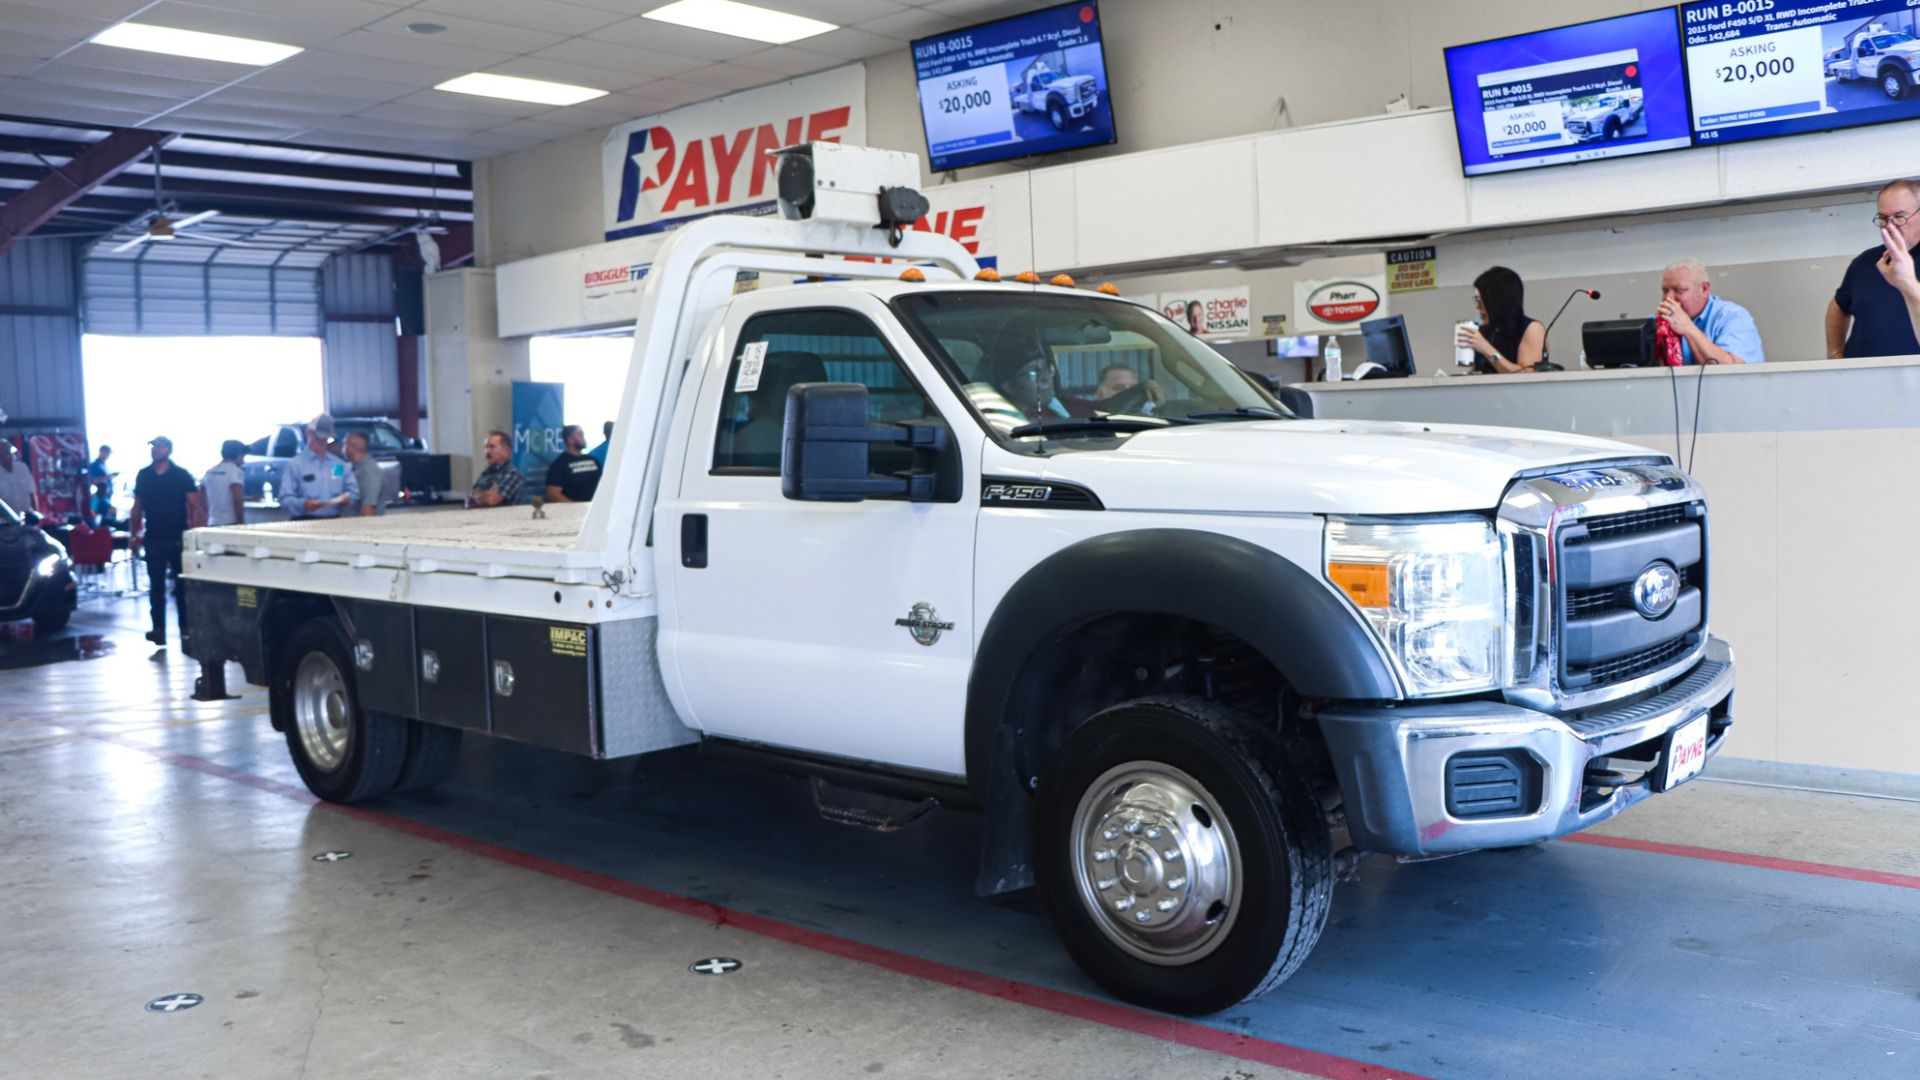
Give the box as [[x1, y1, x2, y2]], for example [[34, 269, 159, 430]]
[[45, 720, 1424, 1080], [1562, 831, 1920, 891]]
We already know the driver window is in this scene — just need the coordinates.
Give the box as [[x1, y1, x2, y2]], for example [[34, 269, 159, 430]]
[[271, 428, 297, 457], [712, 308, 934, 475]]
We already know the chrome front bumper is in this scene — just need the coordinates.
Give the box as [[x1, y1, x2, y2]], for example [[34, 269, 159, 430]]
[[1319, 637, 1735, 856]]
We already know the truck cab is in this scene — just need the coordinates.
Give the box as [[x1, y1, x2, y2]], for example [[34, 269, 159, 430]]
[[1829, 27, 1920, 98], [180, 144, 1734, 1017], [1012, 61, 1100, 131]]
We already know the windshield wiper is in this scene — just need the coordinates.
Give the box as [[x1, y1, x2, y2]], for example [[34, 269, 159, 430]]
[[1006, 416, 1179, 438], [1184, 407, 1290, 422]]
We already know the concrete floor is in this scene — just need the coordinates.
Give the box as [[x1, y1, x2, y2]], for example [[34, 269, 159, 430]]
[[3, 597, 1918, 1080]]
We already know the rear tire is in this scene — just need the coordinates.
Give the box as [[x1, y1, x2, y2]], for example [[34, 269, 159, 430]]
[[1033, 695, 1333, 1015], [279, 619, 407, 803], [394, 721, 464, 793], [32, 610, 70, 634]]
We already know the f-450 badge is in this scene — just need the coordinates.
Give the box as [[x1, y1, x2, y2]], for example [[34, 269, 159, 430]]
[[895, 602, 955, 647]]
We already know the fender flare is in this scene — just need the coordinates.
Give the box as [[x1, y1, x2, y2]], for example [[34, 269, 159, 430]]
[[962, 528, 1399, 803]]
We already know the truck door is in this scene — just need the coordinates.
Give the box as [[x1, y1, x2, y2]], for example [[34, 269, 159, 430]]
[[660, 292, 980, 777]]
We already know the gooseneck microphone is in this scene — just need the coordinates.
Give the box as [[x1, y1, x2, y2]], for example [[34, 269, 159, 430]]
[[1545, 288, 1601, 338]]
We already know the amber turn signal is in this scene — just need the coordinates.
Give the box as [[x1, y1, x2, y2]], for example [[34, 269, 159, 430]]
[[1327, 562, 1390, 609]]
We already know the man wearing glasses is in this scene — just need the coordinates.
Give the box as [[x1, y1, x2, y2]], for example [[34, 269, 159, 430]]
[[1827, 179, 1920, 358]]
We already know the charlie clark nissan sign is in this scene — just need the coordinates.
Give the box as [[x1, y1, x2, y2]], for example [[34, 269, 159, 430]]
[[603, 66, 866, 241], [1294, 275, 1387, 334]]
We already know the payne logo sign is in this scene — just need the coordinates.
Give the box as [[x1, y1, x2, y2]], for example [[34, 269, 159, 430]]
[[603, 66, 866, 241]]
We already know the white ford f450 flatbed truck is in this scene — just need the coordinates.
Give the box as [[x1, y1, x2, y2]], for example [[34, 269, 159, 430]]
[[183, 144, 1734, 1015]]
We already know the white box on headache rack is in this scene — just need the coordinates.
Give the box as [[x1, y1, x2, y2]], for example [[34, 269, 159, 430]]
[[775, 141, 922, 227]]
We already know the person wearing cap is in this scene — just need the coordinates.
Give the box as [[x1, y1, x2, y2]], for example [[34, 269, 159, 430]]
[[130, 436, 196, 646], [200, 440, 248, 528], [0, 437, 34, 515], [279, 413, 358, 521]]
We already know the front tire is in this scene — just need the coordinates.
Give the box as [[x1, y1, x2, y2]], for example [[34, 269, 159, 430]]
[[1033, 696, 1333, 1015], [279, 620, 407, 803], [1048, 99, 1068, 131], [1884, 69, 1908, 99], [32, 609, 70, 634]]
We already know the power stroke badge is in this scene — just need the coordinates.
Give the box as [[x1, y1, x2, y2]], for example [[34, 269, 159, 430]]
[[895, 603, 955, 647]]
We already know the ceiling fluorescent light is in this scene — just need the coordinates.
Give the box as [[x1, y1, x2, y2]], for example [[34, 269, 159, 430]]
[[435, 73, 608, 107], [90, 23, 302, 66], [642, 0, 836, 45]]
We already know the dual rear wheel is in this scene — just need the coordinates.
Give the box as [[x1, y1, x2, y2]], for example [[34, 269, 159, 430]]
[[281, 619, 462, 803]]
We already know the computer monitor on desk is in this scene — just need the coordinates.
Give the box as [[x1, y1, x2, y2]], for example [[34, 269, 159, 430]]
[[1358, 315, 1415, 377], [1583, 317, 1654, 368]]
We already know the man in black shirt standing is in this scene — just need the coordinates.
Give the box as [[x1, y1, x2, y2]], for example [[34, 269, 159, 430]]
[[544, 424, 602, 503], [1827, 178, 1920, 359], [130, 435, 196, 646]]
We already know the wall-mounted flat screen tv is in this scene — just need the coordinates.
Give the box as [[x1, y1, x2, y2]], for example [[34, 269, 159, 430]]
[[1683, 0, 1920, 146], [910, 1, 1117, 172], [1444, 9, 1693, 176]]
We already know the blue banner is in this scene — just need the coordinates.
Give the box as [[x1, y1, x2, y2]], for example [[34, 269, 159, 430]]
[[511, 381, 566, 497]]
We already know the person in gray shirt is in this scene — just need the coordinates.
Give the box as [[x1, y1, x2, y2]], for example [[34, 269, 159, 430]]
[[280, 413, 358, 520], [344, 430, 385, 517]]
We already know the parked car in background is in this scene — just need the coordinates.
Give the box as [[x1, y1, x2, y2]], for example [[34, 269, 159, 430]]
[[243, 417, 449, 505], [1011, 60, 1101, 131], [1565, 92, 1644, 142], [0, 498, 76, 633], [1826, 28, 1920, 99]]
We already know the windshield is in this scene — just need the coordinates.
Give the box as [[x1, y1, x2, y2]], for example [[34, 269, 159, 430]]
[[891, 290, 1287, 450], [1871, 34, 1912, 48]]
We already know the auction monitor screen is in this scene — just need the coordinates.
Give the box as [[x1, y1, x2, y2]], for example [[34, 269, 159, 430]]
[[911, 1, 1117, 172], [1683, 0, 1920, 145], [1444, 9, 1693, 176]]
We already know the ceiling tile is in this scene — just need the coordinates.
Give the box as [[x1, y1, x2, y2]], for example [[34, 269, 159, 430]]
[[412, 0, 629, 36], [0, 56, 43, 77], [360, 11, 568, 55], [266, 46, 463, 88], [2, 102, 154, 128], [522, 101, 646, 129], [611, 79, 717, 110], [29, 60, 223, 99], [189, 84, 399, 115], [0, 77, 183, 116], [149, 115, 311, 141], [163, 0, 404, 29], [924, 0, 1043, 18], [138, 1, 358, 47], [483, 55, 655, 93], [789, 27, 903, 60], [760, 0, 908, 22], [481, 116, 597, 142], [857, 7, 965, 40], [320, 29, 516, 72], [729, 46, 844, 78], [235, 65, 420, 102], [528, 37, 707, 79], [5, 0, 145, 23], [594, 18, 768, 62], [673, 62, 783, 94], [394, 88, 554, 120], [362, 100, 539, 130]]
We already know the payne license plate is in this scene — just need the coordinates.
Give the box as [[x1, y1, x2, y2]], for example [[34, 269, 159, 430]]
[[1659, 713, 1709, 792]]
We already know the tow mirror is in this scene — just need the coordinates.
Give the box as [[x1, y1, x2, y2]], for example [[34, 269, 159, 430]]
[[781, 383, 949, 503]]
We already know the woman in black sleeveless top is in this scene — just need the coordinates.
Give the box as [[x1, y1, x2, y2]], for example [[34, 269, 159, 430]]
[[1457, 265, 1546, 373]]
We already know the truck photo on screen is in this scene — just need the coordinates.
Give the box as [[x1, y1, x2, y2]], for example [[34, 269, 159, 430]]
[[912, 1, 1116, 172], [1685, 0, 1920, 145], [1446, 8, 1692, 176]]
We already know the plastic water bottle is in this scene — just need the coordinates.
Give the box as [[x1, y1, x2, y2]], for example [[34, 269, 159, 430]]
[[1324, 337, 1344, 382]]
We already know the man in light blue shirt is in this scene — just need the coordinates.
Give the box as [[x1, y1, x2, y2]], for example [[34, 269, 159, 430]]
[[1658, 258, 1765, 364], [280, 413, 358, 520]]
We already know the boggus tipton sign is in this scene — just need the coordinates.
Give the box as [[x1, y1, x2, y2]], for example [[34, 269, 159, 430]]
[[602, 66, 866, 241], [1294, 276, 1387, 334]]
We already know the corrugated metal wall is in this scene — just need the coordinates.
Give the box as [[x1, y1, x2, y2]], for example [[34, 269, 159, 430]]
[[320, 254, 399, 417], [0, 239, 84, 426]]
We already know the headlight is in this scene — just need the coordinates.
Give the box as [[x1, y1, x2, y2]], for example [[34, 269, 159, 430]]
[[1325, 518, 1504, 696], [35, 553, 62, 578]]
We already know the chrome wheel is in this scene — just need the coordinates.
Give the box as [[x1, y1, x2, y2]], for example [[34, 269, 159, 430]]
[[1070, 762, 1242, 965], [292, 651, 351, 772]]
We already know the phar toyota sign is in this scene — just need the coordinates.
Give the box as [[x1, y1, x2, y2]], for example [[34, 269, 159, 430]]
[[1294, 275, 1388, 334]]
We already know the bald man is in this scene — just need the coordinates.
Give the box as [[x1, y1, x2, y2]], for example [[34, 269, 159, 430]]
[[1656, 258, 1764, 364]]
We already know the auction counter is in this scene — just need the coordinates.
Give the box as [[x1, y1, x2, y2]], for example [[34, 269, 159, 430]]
[[1286, 357, 1920, 781]]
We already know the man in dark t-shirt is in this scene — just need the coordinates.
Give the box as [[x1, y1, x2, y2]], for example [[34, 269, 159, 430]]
[[130, 436, 197, 646], [544, 424, 602, 503], [1828, 179, 1920, 359]]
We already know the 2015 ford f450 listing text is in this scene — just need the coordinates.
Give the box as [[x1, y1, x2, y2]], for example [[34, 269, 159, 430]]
[[181, 143, 1735, 1016]]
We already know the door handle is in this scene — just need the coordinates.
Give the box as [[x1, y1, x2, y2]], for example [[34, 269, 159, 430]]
[[681, 513, 708, 569]]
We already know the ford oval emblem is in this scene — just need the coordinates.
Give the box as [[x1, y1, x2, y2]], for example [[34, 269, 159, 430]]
[[1632, 562, 1682, 620]]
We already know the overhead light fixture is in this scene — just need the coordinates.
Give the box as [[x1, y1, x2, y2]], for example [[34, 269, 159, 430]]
[[435, 73, 608, 107], [642, 0, 836, 44], [90, 22, 302, 66], [407, 22, 448, 35]]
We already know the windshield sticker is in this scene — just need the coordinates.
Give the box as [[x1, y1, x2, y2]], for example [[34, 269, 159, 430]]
[[734, 341, 769, 393]]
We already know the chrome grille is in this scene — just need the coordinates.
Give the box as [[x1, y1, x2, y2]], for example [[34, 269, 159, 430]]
[[1557, 502, 1706, 690], [1580, 504, 1688, 540], [1575, 637, 1695, 685]]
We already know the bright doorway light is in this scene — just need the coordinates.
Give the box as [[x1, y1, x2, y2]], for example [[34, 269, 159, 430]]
[[90, 23, 303, 66], [530, 335, 631, 452], [81, 335, 323, 499], [642, 0, 836, 44]]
